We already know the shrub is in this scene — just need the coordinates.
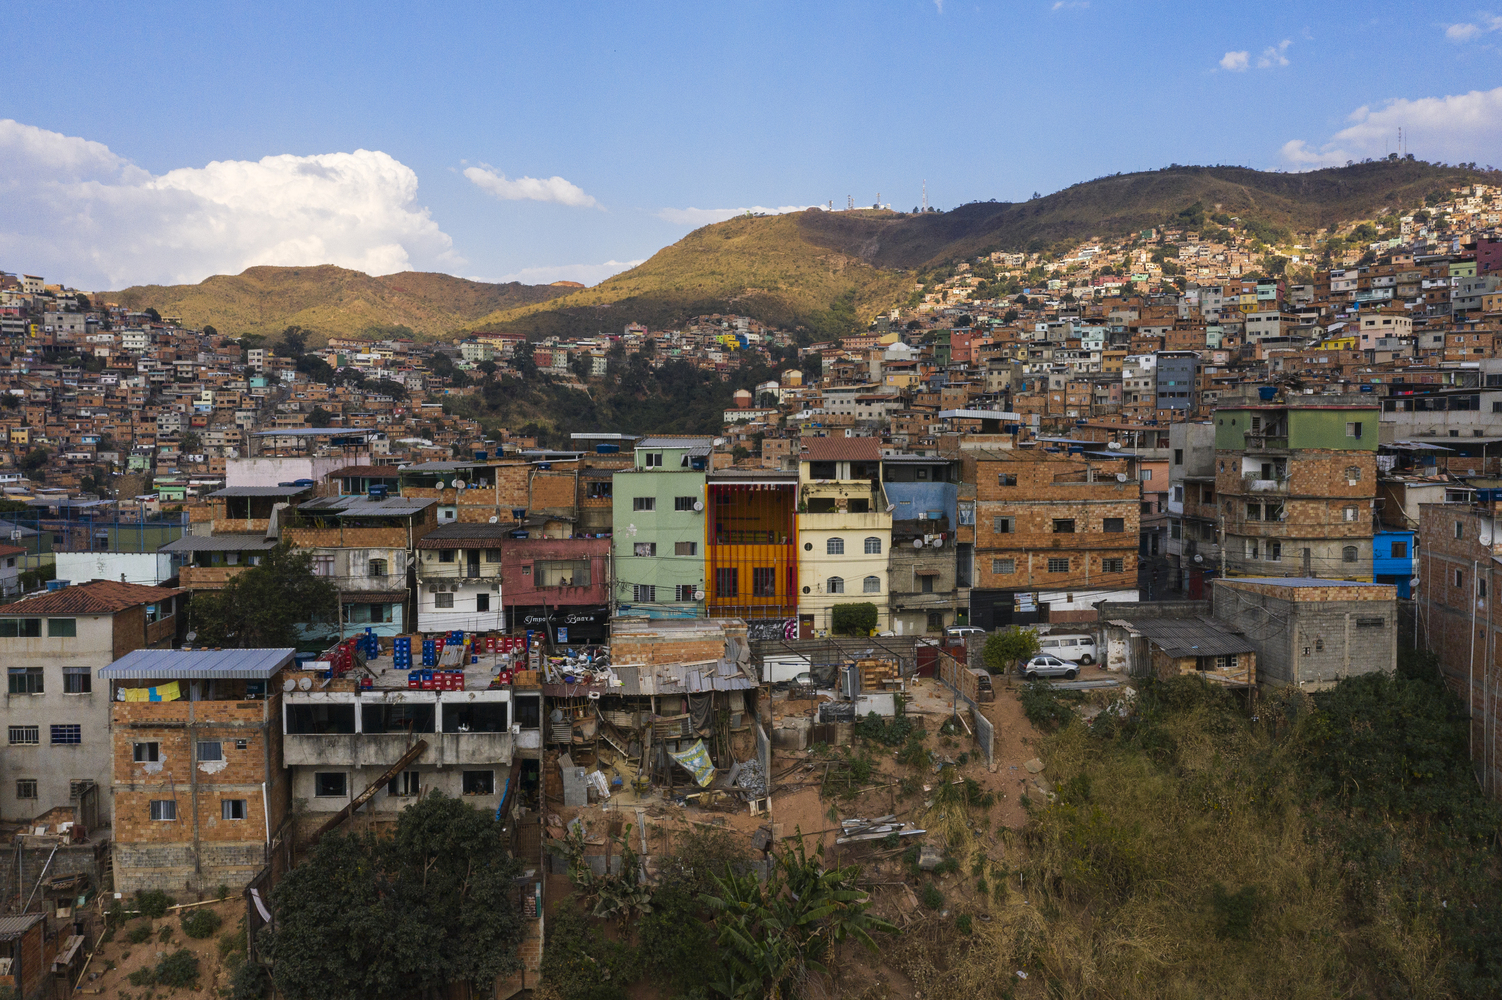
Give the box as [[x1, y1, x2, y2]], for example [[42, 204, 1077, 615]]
[[983, 626, 1039, 674], [855, 711, 916, 746], [1019, 680, 1080, 731], [127, 924, 153, 944], [955, 914, 973, 934], [135, 889, 175, 919], [920, 883, 944, 910], [830, 602, 878, 636], [154, 949, 200, 989], [230, 960, 269, 1000], [181, 907, 222, 939], [215, 883, 232, 901]]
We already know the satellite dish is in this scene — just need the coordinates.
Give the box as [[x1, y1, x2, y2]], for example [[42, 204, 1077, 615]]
[[488, 515, 499, 523], [885, 503, 895, 513], [1107, 441, 1122, 449], [693, 590, 706, 601], [693, 500, 704, 512], [184, 631, 197, 643], [1193, 554, 1204, 564], [913, 538, 924, 548], [455, 480, 466, 490], [282, 679, 296, 693], [1116, 473, 1128, 482], [297, 676, 313, 691]]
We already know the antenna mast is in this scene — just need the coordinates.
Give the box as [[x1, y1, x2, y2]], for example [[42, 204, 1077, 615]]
[[922, 180, 929, 213]]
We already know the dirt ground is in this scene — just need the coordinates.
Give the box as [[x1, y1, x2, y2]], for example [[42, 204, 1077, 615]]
[[76, 897, 245, 998]]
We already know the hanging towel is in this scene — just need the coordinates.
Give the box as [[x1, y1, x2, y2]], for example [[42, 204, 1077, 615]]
[[120, 682, 182, 703]]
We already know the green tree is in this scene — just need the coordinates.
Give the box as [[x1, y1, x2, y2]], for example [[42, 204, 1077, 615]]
[[731, 445, 750, 462], [308, 406, 333, 427], [188, 542, 338, 647], [178, 430, 203, 454], [830, 603, 878, 636], [266, 793, 525, 1000], [20, 447, 48, 474], [74, 293, 91, 310], [202, 324, 218, 337], [982, 625, 1040, 675], [513, 341, 538, 379], [144, 307, 161, 322], [476, 359, 498, 381], [276, 326, 309, 357]]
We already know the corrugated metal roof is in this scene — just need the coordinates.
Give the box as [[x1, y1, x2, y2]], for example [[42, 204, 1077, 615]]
[[333, 497, 436, 517], [159, 535, 278, 553], [0, 913, 43, 941], [1125, 617, 1256, 658], [637, 436, 715, 449], [100, 647, 296, 680], [208, 486, 312, 497]]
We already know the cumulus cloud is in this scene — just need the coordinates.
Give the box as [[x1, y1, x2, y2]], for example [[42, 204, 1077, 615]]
[[462, 165, 599, 209], [656, 205, 819, 227], [0, 119, 457, 290], [1446, 16, 1502, 41], [1257, 39, 1292, 68], [498, 259, 644, 286], [1280, 85, 1502, 168], [1219, 50, 1250, 71]]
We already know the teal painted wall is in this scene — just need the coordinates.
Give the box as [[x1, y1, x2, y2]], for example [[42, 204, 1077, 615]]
[[611, 467, 707, 612]]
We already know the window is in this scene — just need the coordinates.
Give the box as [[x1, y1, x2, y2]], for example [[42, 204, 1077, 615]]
[[535, 559, 591, 586], [16, 779, 37, 800], [644, 453, 663, 467], [1102, 558, 1125, 573], [1455, 520, 1464, 539], [674, 541, 697, 556], [314, 773, 348, 797], [312, 554, 335, 576], [47, 618, 76, 637], [221, 799, 247, 820], [1455, 568, 1465, 588], [9, 726, 38, 745], [752, 567, 776, 597], [1482, 578, 1490, 599], [633, 496, 656, 511], [1170, 520, 1182, 539], [1141, 469, 1152, 481], [675, 584, 699, 601], [1245, 539, 1260, 560], [486, 549, 502, 562], [0, 618, 41, 638], [826, 576, 845, 594], [1173, 449, 1183, 464], [134, 742, 159, 762], [634, 542, 657, 557], [993, 516, 1014, 534], [1269, 541, 1282, 562], [1343, 546, 1358, 564], [51, 725, 81, 745], [1343, 506, 1358, 522], [992, 558, 1016, 574], [1391, 540, 1408, 558], [63, 667, 90, 693], [863, 575, 881, 593], [434, 592, 454, 609], [998, 474, 1017, 486], [926, 612, 945, 632], [633, 584, 656, 602], [1356, 617, 1386, 628], [586, 481, 613, 499], [388, 770, 421, 797], [920, 574, 935, 594], [476, 593, 490, 612], [439, 549, 456, 563], [1247, 502, 1262, 521], [150, 799, 177, 820], [715, 567, 738, 596], [1345, 466, 1361, 482], [864, 537, 882, 554], [1346, 421, 1363, 438], [368, 558, 387, 577], [958, 503, 975, 526], [827, 537, 845, 555], [674, 496, 698, 511], [1103, 518, 1124, 533], [1047, 557, 1070, 573], [1053, 519, 1075, 533], [462, 770, 495, 795], [197, 740, 222, 761]]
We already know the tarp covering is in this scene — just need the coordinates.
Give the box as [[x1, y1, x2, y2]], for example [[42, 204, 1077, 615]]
[[669, 739, 716, 787]]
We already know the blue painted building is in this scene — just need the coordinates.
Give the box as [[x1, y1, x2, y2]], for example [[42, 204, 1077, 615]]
[[1373, 529, 1416, 598]]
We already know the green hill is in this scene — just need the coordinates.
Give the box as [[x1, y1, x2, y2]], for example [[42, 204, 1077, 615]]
[[100, 265, 574, 345], [475, 160, 1495, 339]]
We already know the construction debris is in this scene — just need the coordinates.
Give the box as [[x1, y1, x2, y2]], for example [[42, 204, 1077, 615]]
[[834, 814, 927, 844]]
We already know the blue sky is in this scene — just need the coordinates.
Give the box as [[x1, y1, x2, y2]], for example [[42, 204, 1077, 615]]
[[3, 1, 1501, 291]]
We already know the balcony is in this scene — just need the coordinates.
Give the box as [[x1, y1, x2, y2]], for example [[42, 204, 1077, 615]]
[[1244, 477, 1289, 493], [282, 731, 513, 768], [1241, 433, 1288, 452]]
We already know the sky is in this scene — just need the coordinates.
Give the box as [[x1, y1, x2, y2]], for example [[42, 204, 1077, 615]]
[[3, 1, 1501, 292]]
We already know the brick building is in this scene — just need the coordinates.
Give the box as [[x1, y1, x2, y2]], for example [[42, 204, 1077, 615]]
[[1416, 502, 1502, 799], [1212, 577, 1397, 689], [101, 647, 295, 894]]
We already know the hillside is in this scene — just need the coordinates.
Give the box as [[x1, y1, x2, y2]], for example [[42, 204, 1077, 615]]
[[100, 265, 575, 344], [474, 160, 1493, 338]]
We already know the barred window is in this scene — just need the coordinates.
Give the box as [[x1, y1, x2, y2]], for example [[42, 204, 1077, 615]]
[[1047, 557, 1070, 573], [863, 575, 881, 593], [827, 577, 845, 594], [992, 558, 1016, 574], [1102, 558, 1124, 573], [827, 538, 845, 555], [9, 726, 39, 745], [633, 584, 656, 603], [864, 537, 882, 554], [51, 724, 81, 745]]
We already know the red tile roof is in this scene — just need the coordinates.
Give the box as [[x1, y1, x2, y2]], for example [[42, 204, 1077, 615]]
[[800, 437, 882, 462], [9, 580, 184, 615]]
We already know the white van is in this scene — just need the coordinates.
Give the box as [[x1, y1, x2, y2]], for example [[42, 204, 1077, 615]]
[[1038, 633, 1098, 665]]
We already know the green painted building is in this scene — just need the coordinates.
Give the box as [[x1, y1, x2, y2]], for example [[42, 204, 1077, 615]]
[[611, 437, 712, 617]]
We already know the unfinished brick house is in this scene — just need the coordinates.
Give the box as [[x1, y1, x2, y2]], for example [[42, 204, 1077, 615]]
[[101, 647, 295, 894]]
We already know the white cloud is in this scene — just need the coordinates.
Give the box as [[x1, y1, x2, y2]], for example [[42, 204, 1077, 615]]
[[1051, 1, 1089, 9], [932, 0, 943, 13], [1446, 16, 1502, 41], [462, 165, 599, 209], [1256, 39, 1292, 68], [498, 259, 644, 286], [656, 205, 819, 227], [0, 119, 456, 289], [1280, 86, 1502, 169], [1219, 50, 1249, 71]]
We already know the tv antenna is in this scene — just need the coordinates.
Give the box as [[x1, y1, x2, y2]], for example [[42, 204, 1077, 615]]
[[847, 195, 854, 210], [922, 180, 928, 213]]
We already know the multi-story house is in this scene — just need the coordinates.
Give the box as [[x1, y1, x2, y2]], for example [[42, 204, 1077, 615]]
[[500, 536, 612, 644], [2, 580, 184, 826], [611, 437, 711, 617], [284, 493, 438, 640], [415, 522, 507, 633], [972, 450, 1140, 623], [705, 468, 799, 627], [795, 438, 892, 634], [104, 646, 294, 892], [882, 454, 967, 635], [1214, 392, 1378, 580], [1165, 421, 1219, 598]]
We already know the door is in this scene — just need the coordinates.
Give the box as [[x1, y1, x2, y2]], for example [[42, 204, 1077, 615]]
[[799, 614, 814, 640], [467, 550, 481, 577]]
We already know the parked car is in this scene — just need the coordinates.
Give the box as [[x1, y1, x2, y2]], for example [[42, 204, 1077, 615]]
[[945, 625, 986, 639], [1038, 633, 1098, 665], [1022, 654, 1078, 680]]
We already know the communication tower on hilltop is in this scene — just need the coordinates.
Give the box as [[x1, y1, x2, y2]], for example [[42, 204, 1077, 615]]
[[922, 180, 928, 213], [847, 195, 854, 210]]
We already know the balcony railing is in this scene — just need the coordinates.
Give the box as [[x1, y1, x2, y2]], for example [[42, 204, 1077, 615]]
[[1242, 434, 1289, 451]]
